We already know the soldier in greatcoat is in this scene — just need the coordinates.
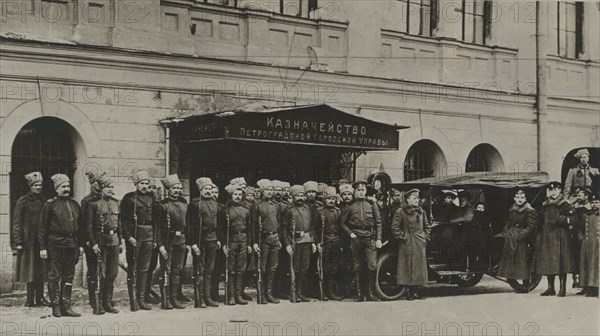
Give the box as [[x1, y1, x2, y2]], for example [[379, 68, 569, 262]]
[[580, 193, 599, 297], [496, 189, 537, 293], [391, 189, 431, 300], [38, 174, 82, 317], [12, 172, 49, 307], [564, 149, 599, 203], [572, 187, 592, 293], [534, 181, 574, 297]]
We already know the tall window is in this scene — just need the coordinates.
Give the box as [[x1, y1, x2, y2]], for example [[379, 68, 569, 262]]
[[397, 0, 438, 37], [404, 140, 444, 181], [461, 0, 492, 44], [557, 2, 584, 59]]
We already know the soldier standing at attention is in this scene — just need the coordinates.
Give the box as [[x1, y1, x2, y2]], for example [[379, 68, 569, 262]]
[[39, 174, 82, 318], [250, 179, 281, 304], [564, 149, 599, 203], [156, 174, 189, 309], [496, 189, 537, 293], [572, 188, 592, 294], [579, 193, 599, 297], [87, 175, 122, 313], [283, 185, 318, 302], [80, 171, 105, 312], [340, 181, 383, 302], [188, 177, 221, 308], [12, 172, 49, 307], [392, 189, 431, 301], [120, 170, 157, 310], [338, 183, 354, 299], [222, 183, 251, 305], [210, 183, 225, 303], [317, 186, 343, 301]]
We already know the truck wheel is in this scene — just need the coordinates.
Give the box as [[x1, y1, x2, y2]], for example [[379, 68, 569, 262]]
[[374, 252, 406, 301]]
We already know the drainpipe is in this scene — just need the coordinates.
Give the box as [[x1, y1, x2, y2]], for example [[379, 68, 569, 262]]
[[536, 2, 549, 172]]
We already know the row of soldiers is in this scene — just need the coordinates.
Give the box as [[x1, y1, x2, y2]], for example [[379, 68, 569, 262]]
[[14, 169, 384, 318]]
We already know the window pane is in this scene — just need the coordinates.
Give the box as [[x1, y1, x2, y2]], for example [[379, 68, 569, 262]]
[[566, 30, 576, 58], [421, 1, 432, 36], [398, 0, 409, 33]]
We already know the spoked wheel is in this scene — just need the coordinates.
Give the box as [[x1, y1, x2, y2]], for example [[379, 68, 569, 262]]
[[375, 252, 406, 301], [454, 273, 484, 287], [507, 274, 543, 292]]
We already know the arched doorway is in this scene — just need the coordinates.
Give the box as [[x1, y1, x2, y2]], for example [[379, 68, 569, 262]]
[[465, 144, 505, 172], [403, 140, 447, 181], [10, 117, 78, 235]]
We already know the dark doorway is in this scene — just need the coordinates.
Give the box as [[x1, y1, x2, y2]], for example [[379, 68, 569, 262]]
[[10, 117, 77, 232]]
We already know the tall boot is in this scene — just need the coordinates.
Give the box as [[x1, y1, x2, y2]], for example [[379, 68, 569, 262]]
[[353, 272, 363, 302], [145, 270, 160, 304], [203, 275, 219, 307], [35, 281, 50, 307], [240, 272, 252, 301], [540, 275, 556, 296], [25, 282, 35, 307], [406, 286, 415, 301], [60, 283, 81, 317], [102, 281, 120, 313], [48, 282, 61, 317], [297, 273, 310, 302], [176, 282, 190, 303], [235, 274, 248, 305], [266, 272, 280, 304], [326, 274, 342, 301], [162, 280, 173, 310], [227, 274, 236, 305], [365, 271, 379, 301], [557, 274, 567, 297], [137, 273, 152, 310], [196, 276, 207, 308], [258, 273, 268, 304], [170, 277, 186, 309]]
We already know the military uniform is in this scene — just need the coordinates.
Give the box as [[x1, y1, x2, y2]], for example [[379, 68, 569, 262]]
[[580, 206, 599, 296], [38, 194, 81, 316], [340, 197, 382, 301], [87, 194, 122, 313], [250, 198, 282, 303], [273, 197, 290, 300], [80, 190, 102, 309], [187, 196, 221, 307], [564, 164, 599, 202], [12, 190, 48, 306], [318, 203, 343, 300], [222, 200, 250, 305], [572, 197, 591, 288], [120, 190, 156, 310], [156, 197, 188, 309]]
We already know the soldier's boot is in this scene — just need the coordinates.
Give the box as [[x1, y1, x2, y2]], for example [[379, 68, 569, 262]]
[[557, 274, 567, 297], [60, 283, 81, 317], [240, 272, 252, 301], [572, 274, 580, 288], [585, 287, 599, 297], [353, 272, 364, 302], [413, 286, 425, 300], [296, 274, 310, 302], [227, 274, 236, 306], [25, 282, 35, 307], [137, 273, 152, 310], [211, 274, 223, 303], [145, 270, 161, 304], [162, 283, 173, 310], [170, 278, 186, 309], [576, 287, 588, 295], [266, 272, 280, 304], [258, 273, 268, 304], [540, 275, 556, 296], [235, 275, 248, 305], [326, 275, 342, 301], [203, 275, 219, 307], [176, 282, 190, 303], [35, 281, 51, 307], [365, 271, 379, 301], [196, 276, 207, 308], [48, 282, 61, 317], [102, 281, 120, 313], [406, 286, 415, 301]]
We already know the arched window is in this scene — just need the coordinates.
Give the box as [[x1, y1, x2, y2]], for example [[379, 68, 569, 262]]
[[403, 140, 446, 181], [465, 143, 504, 172]]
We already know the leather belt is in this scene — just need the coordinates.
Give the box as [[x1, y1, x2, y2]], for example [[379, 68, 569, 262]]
[[172, 231, 183, 236], [231, 231, 246, 235], [105, 230, 117, 235], [202, 228, 216, 233], [262, 230, 278, 236], [52, 232, 76, 238]]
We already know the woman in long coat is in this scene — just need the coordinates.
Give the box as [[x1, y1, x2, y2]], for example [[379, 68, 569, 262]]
[[12, 172, 49, 306], [391, 189, 431, 300], [534, 181, 574, 297], [580, 194, 599, 297], [497, 189, 537, 293]]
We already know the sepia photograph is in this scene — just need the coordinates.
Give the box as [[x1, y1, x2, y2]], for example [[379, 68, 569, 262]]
[[0, 0, 599, 335]]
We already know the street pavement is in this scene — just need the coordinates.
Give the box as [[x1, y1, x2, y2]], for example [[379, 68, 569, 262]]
[[1, 276, 598, 336]]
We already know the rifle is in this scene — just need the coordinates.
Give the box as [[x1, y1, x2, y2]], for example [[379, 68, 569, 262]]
[[193, 205, 202, 308], [93, 213, 104, 315], [289, 219, 297, 303], [127, 194, 139, 312], [317, 215, 324, 301], [225, 213, 230, 305], [256, 215, 264, 304], [160, 213, 171, 309]]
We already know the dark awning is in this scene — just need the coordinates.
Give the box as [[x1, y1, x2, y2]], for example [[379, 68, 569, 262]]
[[393, 172, 550, 189], [169, 104, 407, 150]]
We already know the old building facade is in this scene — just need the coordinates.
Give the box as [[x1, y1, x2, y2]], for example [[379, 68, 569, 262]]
[[1, 0, 598, 292]]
